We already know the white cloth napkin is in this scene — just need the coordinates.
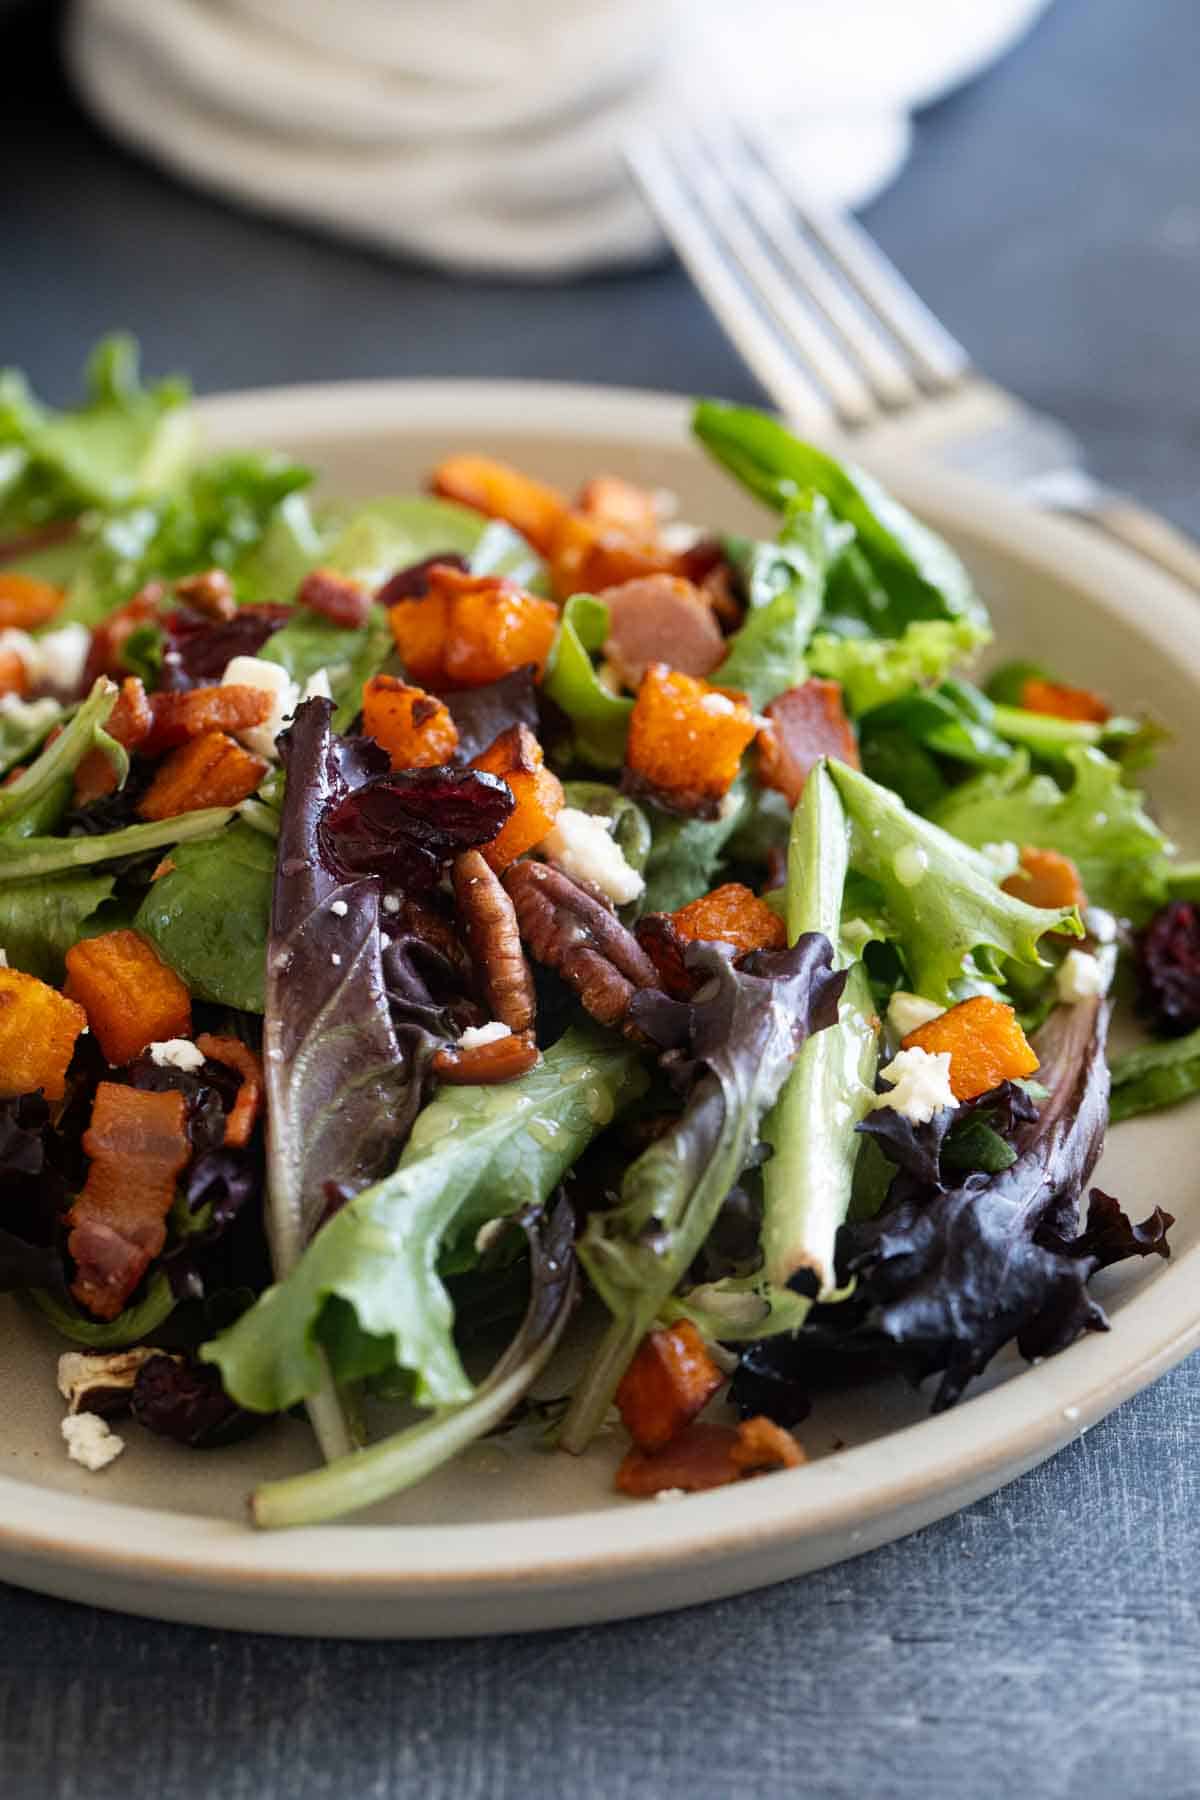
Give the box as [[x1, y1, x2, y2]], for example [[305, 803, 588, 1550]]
[[67, 0, 1052, 277]]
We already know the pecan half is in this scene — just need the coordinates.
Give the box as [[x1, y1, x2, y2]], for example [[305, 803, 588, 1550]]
[[503, 860, 657, 1027], [452, 849, 535, 1034], [174, 569, 237, 620], [432, 1031, 540, 1085]]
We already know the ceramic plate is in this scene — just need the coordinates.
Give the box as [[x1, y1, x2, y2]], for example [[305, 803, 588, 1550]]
[[3, 381, 1198, 1638]]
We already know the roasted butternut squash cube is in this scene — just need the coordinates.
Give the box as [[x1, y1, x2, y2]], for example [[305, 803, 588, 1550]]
[[387, 581, 451, 688], [1019, 677, 1111, 724], [0, 968, 87, 1101], [615, 1321, 725, 1452], [431, 454, 568, 555], [1001, 846, 1088, 912], [441, 570, 558, 688], [672, 883, 787, 956], [0, 571, 63, 630], [548, 510, 679, 602], [470, 723, 564, 871], [362, 675, 459, 770], [625, 663, 757, 815], [0, 647, 29, 698], [137, 730, 267, 821], [73, 676, 153, 805], [64, 930, 192, 1066], [901, 994, 1039, 1102]]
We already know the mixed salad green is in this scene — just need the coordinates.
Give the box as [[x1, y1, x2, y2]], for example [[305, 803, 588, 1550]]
[[0, 340, 1187, 1520]]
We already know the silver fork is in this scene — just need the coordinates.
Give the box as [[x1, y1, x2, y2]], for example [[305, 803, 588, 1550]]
[[627, 121, 1200, 592]]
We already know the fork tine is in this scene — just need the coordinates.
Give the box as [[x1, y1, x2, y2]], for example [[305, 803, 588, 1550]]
[[625, 134, 830, 429], [673, 127, 881, 429], [749, 131, 971, 392]]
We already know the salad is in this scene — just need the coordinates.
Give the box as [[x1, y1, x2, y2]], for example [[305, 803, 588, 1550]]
[[0, 339, 1189, 1525]]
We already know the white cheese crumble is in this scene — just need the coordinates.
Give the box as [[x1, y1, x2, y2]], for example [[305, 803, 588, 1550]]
[[980, 840, 1021, 878], [537, 807, 645, 905], [653, 1486, 688, 1503], [36, 623, 91, 697], [892, 844, 929, 888], [148, 1038, 205, 1072], [1056, 948, 1109, 1003], [1084, 907, 1118, 944], [61, 1412, 125, 1472], [873, 1046, 958, 1124], [382, 895, 401, 915], [886, 991, 944, 1040], [458, 1020, 512, 1050], [329, 899, 349, 917], [220, 655, 298, 759], [302, 666, 333, 702], [0, 948, 7, 968]]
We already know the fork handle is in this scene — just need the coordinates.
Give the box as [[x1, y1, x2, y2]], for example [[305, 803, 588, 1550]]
[[1071, 493, 1200, 593]]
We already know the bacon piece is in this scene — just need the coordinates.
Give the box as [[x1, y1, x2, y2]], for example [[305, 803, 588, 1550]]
[[756, 678, 860, 805], [67, 1084, 191, 1320], [601, 574, 726, 691], [73, 676, 153, 805], [194, 1033, 264, 1148], [615, 1321, 725, 1451], [142, 683, 272, 756], [296, 567, 372, 629]]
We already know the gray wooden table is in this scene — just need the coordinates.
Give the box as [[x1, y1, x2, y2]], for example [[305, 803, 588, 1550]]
[[4, 2, 1200, 1794]]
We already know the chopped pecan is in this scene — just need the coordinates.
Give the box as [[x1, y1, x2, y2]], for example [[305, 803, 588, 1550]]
[[452, 849, 535, 1034], [503, 860, 657, 1027], [432, 1030, 540, 1085], [173, 569, 236, 620]]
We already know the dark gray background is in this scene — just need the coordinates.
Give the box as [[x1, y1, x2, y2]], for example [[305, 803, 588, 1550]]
[[3, 1, 1199, 1794]]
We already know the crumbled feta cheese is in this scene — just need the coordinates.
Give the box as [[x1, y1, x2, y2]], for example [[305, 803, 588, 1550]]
[[892, 844, 928, 888], [1056, 948, 1109, 1003], [0, 948, 7, 969], [459, 1021, 512, 1051], [537, 807, 645, 905], [887, 991, 944, 1039], [980, 841, 1020, 878], [382, 895, 401, 915], [330, 953, 342, 967], [329, 899, 348, 917], [148, 1038, 205, 1072], [873, 1046, 958, 1124], [220, 655, 298, 759], [653, 1486, 688, 1503], [379, 932, 391, 950], [61, 1412, 125, 1472], [1084, 907, 1118, 944], [36, 624, 91, 697], [302, 666, 333, 702]]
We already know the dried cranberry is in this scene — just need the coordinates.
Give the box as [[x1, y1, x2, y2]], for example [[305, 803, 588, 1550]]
[[318, 766, 513, 890], [160, 602, 292, 690], [131, 1352, 261, 1448], [1136, 900, 1200, 1035], [375, 551, 468, 607]]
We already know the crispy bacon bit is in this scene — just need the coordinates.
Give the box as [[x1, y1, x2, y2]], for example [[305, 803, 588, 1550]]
[[756, 678, 860, 806], [137, 730, 268, 821], [431, 454, 568, 555], [67, 1084, 191, 1320], [73, 676, 153, 805], [503, 860, 657, 1027], [634, 911, 693, 1000], [194, 1033, 264, 1147], [173, 569, 236, 620], [452, 850, 535, 1034], [375, 552, 468, 608], [1001, 845, 1088, 912], [615, 1416, 804, 1496], [1019, 676, 1111, 724], [0, 967, 87, 1102], [0, 571, 64, 630], [601, 574, 726, 691], [65, 930, 192, 1067], [83, 584, 163, 687], [297, 566, 372, 629], [624, 663, 757, 817], [432, 1031, 540, 1085], [615, 1322, 725, 1451], [901, 994, 1039, 1101], [142, 683, 272, 756]]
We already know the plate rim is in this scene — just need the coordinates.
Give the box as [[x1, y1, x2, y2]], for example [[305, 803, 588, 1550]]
[[4, 375, 1198, 1619]]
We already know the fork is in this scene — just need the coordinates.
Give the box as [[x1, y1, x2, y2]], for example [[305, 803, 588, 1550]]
[[626, 121, 1200, 592]]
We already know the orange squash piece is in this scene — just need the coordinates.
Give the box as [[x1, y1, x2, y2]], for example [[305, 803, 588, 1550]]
[[137, 730, 267, 821], [578, 474, 661, 541], [65, 930, 192, 1067], [470, 723, 564, 871], [756, 678, 860, 805], [387, 579, 451, 688], [615, 1415, 803, 1496], [672, 882, 788, 957], [430, 453, 568, 555], [66, 1083, 191, 1319], [142, 684, 273, 756], [194, 1033, 264, 1147], [902, 994, 1039, 1102], [73, 676, 154, 805], [0, 571, 63, 630], [82, 584, 162, 687], [0, 968, 87, 1101], [388, 567, 559, 690], [625, 663, 757, 815], [1001, 846, 1088, 912], [548, 509, 679, 602], [0, 646, 29, 698], [362, 675, 459, 770], [1019, 677, 1111, 724], [615, 1321, 725, 1452]]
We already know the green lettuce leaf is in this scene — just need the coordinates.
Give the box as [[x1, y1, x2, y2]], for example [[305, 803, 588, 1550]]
[[640, 779, 747, 913], [134, 821, 274, 1011], [0, 808, 236, 883], [262, 603, 393, 729], [0, 678, 123, 840], [1109, 1029, 1200, 1123], [0, 871, 116, 982], [829, 760, 1078, 1000], [932, 745, 1170, 919], [807, 617, 990, 715], [204, 1025, 646, 1414], [0, 696, 63, 778], [542, 593, 632, 768], [716, 493, 848, 709]]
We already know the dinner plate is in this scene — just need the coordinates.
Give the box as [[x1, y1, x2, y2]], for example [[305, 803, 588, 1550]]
[[3, 379, 1198, 1639]]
